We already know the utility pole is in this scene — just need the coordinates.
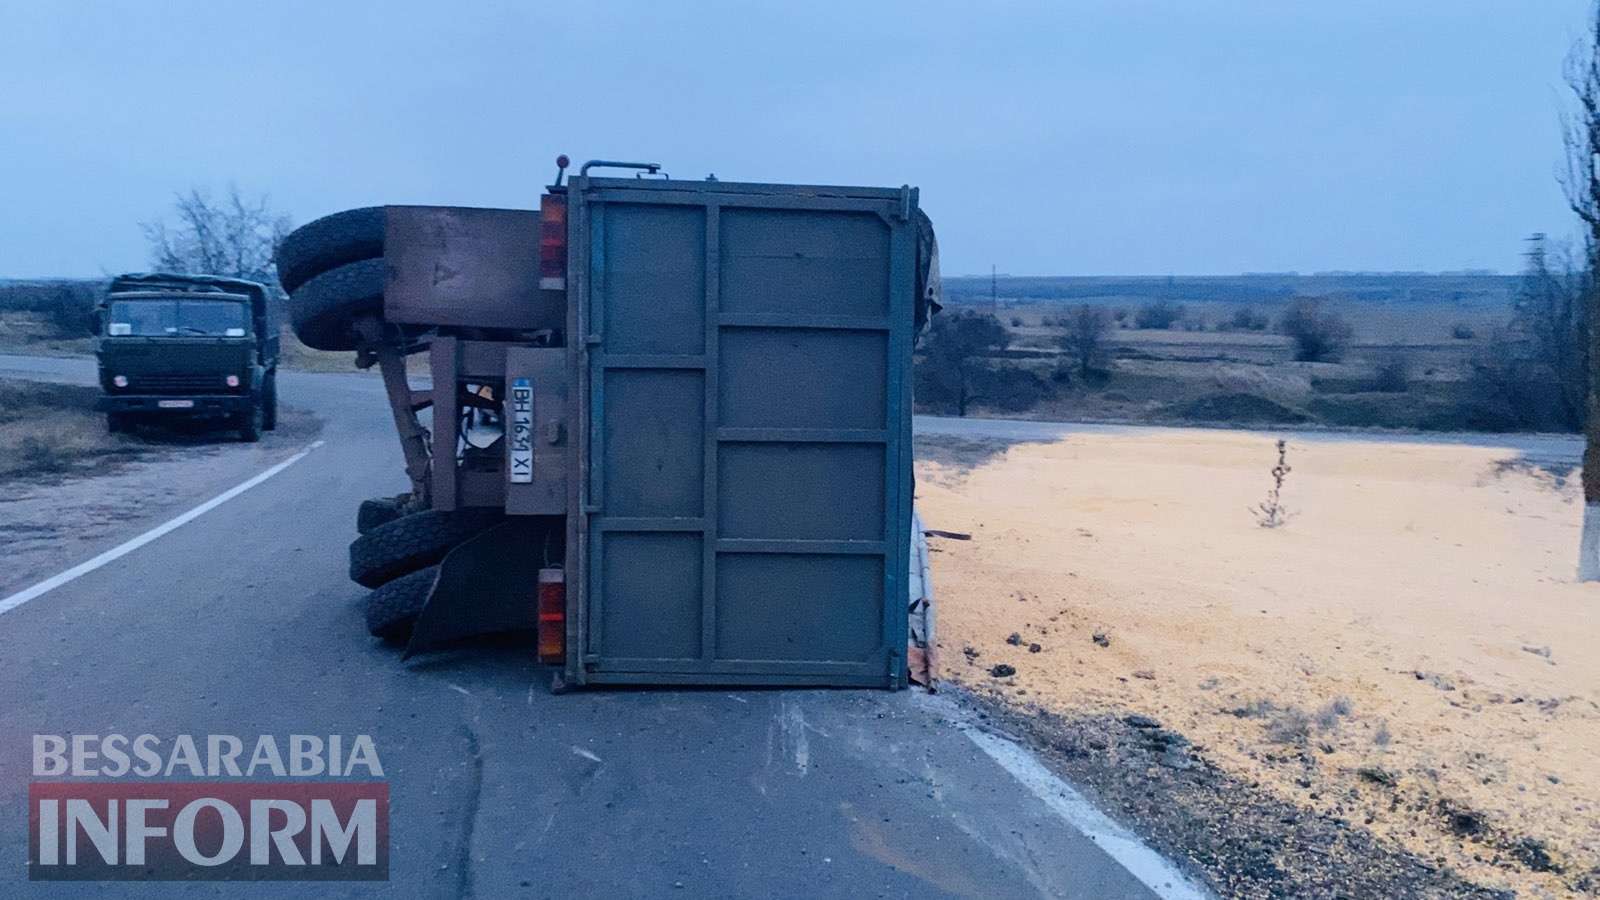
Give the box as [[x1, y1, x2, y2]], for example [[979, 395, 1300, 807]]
[[1583, 250, 1600, 581], [1564, 11, 1600, 580]]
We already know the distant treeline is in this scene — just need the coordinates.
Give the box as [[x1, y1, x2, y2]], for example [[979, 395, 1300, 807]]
[[0, 279, 105, 335], [944, 274, 1519, 308]]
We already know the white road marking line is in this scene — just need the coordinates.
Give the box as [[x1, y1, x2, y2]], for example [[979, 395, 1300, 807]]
[[0, 442, 323, 617], [961, 724, 1214, 900]]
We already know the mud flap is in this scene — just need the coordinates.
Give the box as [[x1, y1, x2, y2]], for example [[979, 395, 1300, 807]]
[[403, 518, 550, 658]]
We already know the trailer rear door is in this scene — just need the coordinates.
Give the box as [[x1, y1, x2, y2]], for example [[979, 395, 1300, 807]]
[[569, 177, 916, 688]]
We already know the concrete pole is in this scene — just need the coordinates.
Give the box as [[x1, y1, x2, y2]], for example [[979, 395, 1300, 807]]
[[1580, 281, 1600, 580]]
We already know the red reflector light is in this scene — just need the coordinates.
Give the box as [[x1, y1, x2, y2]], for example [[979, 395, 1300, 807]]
[[539, 194, 567, 291], [537, 568, 565, 665]]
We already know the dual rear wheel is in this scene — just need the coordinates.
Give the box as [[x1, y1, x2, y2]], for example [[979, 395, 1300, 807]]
[[276, 208, 388, 352], [347, 506, 503, 643]]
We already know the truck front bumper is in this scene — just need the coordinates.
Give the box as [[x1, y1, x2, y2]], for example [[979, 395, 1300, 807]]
[[98, 394, 252, 415]]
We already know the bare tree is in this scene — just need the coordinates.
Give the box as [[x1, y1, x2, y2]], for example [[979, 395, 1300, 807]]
[[1481, 235, 1589, 428], [1058, 304, 1110, 379], [914, 311, 1011, 416], [1134, 300, 1185, 330], [1279, 299, 1354, 362], [141, 185, 292, 287], [1561, 10, 1600, 581]]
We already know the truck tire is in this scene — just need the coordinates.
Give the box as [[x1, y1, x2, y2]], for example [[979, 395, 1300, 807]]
[[348, 508, 502, 589], [237, 399, 263, 443], [275, 207, 385, 295], [289, 258, 385, 352], [262, 369, 278, 431], [356, 495, 411, 535], [106, 412, 129, 434], [365, 566, 438, 642]]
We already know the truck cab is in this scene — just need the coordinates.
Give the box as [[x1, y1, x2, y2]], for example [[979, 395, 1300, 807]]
[[96, 273, 281, 441]]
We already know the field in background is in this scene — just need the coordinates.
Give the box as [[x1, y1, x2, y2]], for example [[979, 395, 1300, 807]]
[[0, 309, 96, 357], [928, 273, 1528, 432], [943, 271, 1516, 309], [0, 273, 1551, 432]]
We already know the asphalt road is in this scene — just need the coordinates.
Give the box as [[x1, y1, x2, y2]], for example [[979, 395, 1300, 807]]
[[0, 354, 1168, 899]]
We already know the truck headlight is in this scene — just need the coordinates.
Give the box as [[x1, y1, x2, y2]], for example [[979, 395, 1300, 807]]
[[225, 375, 240, 387], [112, 375, 128, 388]]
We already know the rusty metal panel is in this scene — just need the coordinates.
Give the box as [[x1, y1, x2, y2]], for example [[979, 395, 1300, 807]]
[[505, 347, 567, 516], [433, 340, 570, 515], [571, 177, 916, 689], [429, 336, 459, 511], [384, 205, 565, 332], [431, 337, 514, 511]]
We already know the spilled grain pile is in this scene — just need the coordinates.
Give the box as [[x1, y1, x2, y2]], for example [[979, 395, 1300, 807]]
[[918, 429, 1599, 897]]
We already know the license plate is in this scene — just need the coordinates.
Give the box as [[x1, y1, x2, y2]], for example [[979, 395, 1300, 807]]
[[157, 399, 194, 409], [508, 378, 533, 484]]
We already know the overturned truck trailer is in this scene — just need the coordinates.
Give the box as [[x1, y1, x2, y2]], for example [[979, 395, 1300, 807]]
[[278, 159, 939, 690]]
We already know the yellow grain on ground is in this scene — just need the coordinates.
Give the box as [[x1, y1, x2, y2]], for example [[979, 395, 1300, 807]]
[[918, 430, 1599, 897]]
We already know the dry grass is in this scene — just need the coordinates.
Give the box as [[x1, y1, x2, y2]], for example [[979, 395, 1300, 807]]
[[1210, 365, 1313, 400], [0, 380, 143, 481], [0, 311, 96, 357], [278, 327, 358, 372], [273, 328, 432, 375]]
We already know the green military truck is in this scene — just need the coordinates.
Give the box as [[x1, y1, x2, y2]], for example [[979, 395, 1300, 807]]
[[96, 273, 281, 441]]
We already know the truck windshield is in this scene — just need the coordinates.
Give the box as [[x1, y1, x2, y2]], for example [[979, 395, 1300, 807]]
[[108, 299, 249, 337]]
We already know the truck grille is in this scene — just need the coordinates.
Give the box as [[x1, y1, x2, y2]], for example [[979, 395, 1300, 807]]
[[128, 374, 227, 392]]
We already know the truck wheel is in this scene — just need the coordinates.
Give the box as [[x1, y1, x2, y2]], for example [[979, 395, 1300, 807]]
[[348, 508, 502, 589], [365, 566, 438, 642], [262, 370, 278, 431], [288, 258, 385, 352], [357, 496, 412, 535], [237, 401, 263, 443], [106, 412, 129, 434], [275, 207, 385, 295]]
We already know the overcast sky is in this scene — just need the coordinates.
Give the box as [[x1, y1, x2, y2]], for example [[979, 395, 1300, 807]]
[[0, 0, 1592, 277]]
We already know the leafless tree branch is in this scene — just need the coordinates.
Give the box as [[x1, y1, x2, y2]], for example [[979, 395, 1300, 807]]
[[139, 184, 291, 287]]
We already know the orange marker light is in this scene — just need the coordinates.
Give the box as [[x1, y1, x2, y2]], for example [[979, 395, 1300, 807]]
[[537, 568, 565, 665]]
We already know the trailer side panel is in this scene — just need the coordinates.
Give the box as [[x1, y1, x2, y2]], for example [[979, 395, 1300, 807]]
[[570, 177, 916, 688]]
